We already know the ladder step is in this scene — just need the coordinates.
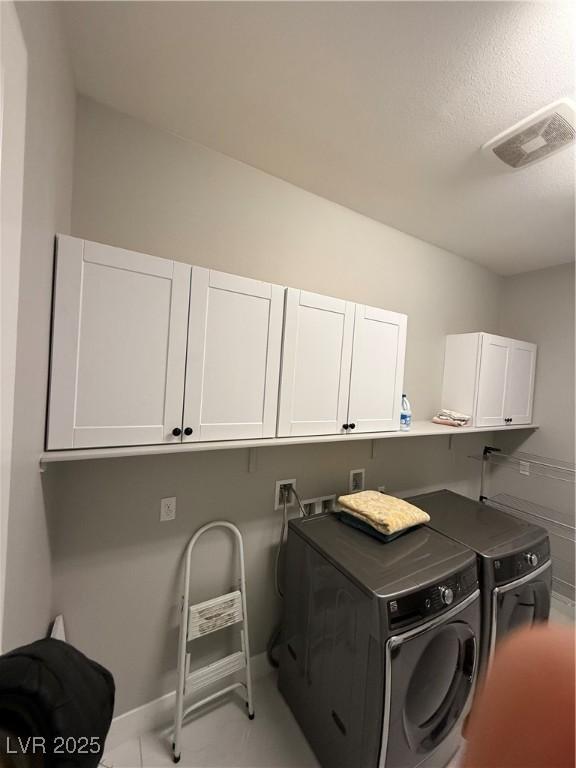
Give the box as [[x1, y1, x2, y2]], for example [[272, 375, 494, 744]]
[[187, 651, 246, 691], [187, 590, 243, 640]]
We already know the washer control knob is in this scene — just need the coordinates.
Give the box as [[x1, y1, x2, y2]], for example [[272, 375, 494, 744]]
[[525, 552, 539, 567], [440, 587, 454, 606]]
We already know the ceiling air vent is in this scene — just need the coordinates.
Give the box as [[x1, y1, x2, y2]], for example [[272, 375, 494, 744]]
[[482, 99, 575, 169]]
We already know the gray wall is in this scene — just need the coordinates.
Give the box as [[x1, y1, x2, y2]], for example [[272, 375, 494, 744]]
[[42, 96, 507, 716], [72, 97, 502, 422], [2, 2, 76, 650], [498, 263, 574, 462], [494, 263, 575, 598], [0, 0, 27, 649], [45, 435, 490, 715]]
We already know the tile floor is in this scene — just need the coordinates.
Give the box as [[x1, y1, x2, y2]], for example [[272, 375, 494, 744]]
[[101, 673, 318, 768], [102, 594, 574, 768], [101, 671, 463, 768], [549, 592, 575, 625]]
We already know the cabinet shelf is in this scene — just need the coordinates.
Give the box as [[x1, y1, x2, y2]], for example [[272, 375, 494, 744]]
[[39, 421, 537, 465]]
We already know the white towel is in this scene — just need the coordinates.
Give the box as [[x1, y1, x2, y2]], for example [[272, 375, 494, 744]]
[[433, 408, 471, 427], [438, 408, 471, 422]]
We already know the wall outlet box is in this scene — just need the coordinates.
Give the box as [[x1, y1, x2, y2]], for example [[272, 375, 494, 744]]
[[275, 479, 296, 510], [378, 485, 387, 493], [160, 497, 176, 521], [349, 469, 365, 493], [301, 494, 337, 517]]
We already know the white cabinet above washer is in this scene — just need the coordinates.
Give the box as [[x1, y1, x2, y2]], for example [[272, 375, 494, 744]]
[[277, 288, 407, 437], [348, 303, 407, 434], [277, 289, 355, 437], [441, 332, 537, 428]]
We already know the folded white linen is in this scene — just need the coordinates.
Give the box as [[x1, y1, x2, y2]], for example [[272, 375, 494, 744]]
[[432, 408, 471, 428], [437, 408, 471, 423], [433, 416, 466, 427]]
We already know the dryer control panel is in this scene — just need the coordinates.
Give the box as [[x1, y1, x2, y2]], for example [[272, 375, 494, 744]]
[[387, 563, 478, 631], [492, 538, 550, 586]]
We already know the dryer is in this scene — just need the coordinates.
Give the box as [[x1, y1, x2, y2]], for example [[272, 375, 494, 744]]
[[409, 490, 551, 677], [278, 513, 481, 768]]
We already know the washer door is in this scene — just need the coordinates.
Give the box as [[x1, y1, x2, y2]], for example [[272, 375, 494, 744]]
[[494, 577, 551, 645], [382, 595, 480, 768]]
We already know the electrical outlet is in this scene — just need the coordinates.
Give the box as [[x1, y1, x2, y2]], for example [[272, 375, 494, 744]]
[[349, 469, 365, 493], [322, 496, 337, 513], [275, 479, 296, 510], [301, 494, 337, 517], [160, 497, 176, 521], [378, 484, 387, 494], [301, 500, 320, 517]]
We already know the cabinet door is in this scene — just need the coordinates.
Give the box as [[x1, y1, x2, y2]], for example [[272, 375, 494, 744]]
[[47, 236, 190, 449], [475, 334, 510, 427], [278, 289, 354, 437], [347, 305, 407, 433], [503, 340, 537, 424], [183, 268, 284, 441]]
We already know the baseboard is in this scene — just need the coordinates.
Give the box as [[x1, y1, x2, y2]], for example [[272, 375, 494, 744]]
[[105, 652, 273, 750], [49, 615, 66, 641]]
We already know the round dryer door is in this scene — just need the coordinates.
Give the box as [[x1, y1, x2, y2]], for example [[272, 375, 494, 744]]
[[492, 569, 551, 653], [497, 581, 550, 636], [382, 593, 480, 768]]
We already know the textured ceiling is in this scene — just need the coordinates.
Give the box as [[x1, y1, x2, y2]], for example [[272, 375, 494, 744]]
[[61, 1, 575, 275]]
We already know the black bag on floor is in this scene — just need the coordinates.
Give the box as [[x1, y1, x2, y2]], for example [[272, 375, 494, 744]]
[[0, 638, 115, 768]]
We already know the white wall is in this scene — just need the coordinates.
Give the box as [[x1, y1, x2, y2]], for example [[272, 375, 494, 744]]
[[495, 263, 575, 598], [42, 96, 506, 716], [0, 0, 27, 650], [498, 263, 574, 463], [72, 97, 502, 422], [1, 1, 75, 650]]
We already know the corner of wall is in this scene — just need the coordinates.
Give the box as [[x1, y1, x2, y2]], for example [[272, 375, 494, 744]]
[[3, 0, 77, 651]]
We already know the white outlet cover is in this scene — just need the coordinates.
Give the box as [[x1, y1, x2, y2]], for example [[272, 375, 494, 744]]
[[275, 479, 296, 510], [301, 494, 337, 516], [160, 496, 176, 521], [349, 469, 366, 493]]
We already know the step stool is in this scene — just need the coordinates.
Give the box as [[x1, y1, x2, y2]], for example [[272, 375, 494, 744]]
[[172, 521, 254, 763]]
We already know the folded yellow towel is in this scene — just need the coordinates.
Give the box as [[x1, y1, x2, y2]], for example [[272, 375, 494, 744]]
[[337, 490, 430, 535]]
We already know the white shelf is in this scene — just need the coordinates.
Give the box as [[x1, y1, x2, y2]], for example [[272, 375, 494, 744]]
[[39, 421, 538, 465]]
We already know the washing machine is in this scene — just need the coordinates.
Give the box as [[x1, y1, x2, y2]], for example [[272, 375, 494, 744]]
[[409, 489, 551, 677], [278, 513, 481, 768]]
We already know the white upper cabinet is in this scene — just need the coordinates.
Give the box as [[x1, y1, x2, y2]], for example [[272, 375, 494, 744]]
[[47, 236, 190, 449], [503, 339, 537, 424], [48, 237, 286, 450], [46, 237, 537, 455], [278, 289, 354, 437], [278, 290, 407, 437], [442, 332, 537, 428], [476, 334, 511, 427], [347, 305, 407, 433], [183, 268, 284, 441]]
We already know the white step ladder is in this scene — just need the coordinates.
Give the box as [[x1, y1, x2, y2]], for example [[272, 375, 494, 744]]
[[172, 521, 254, 764]]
